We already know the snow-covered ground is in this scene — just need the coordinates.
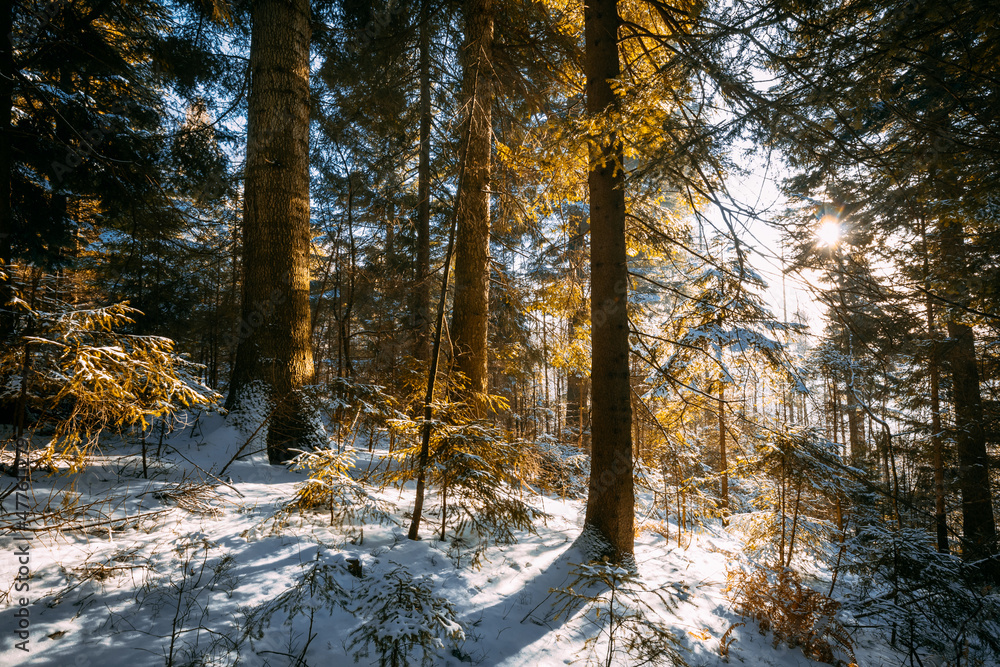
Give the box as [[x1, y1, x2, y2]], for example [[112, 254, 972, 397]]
[[2, 414, 901, 666]]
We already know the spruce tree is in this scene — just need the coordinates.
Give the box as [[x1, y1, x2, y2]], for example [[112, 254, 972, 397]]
[[582, 0, 634, 563], [226, 0, 316, 464]]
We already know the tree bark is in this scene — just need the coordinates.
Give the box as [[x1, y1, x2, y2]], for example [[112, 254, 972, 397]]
[[846, 380, 864, 463], [0, 0, 14, 282], [449, 0, 493, 413], [719, 383, 728, 515], [226, 0, 314, 464], [582, 0, 634, 563], [938, 217, 997, 568], [927, 295, 949, 553], [0, 0, 13, 340], [412, 0, 432, 361], [921, 218, 949, 553], [566, 209, 589, 448]]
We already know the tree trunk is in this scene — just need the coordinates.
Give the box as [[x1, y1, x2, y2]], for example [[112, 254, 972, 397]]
[[582, 0, 634, 564], [0, 0, 13, 339], [226, 0, 314, 465], [340, 177, 356, 378], [449, 0, 493, 413], [922, 217, 949, 553], [566, 209, 588, 448], [412, 0, 432, 361], [846, 381, 864, 463], [928, 324, 948, 553], [938, 217, 997, 568], [719, 383, 728, 515]]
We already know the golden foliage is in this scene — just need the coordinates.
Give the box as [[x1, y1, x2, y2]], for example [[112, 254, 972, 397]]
[[636, 520, 673, 540], [2, 290, 219, 471], [285, 447, 391, 526], [725, 565, 855, 665], [719, 622, 743, 659]]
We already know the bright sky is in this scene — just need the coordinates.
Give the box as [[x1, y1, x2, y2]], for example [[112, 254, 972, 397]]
[[699, 143, 828, 334]]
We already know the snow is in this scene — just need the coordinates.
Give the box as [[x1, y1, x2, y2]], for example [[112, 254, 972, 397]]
[[2, 415, 907, 666]]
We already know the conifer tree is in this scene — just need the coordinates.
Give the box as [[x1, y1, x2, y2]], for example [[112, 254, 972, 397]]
[[582, 0, 634, 563], [0, 0, 12, 340], [449, 0, 494, 414], [652, 234, 802, 516], [758, 0, 1000, 572], [226, 0, 315, 464]]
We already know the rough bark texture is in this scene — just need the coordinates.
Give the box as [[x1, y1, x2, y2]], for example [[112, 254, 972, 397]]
[[449, 0, 493, 411], [939, 217, 997, 567], [226, 0, 314, 464], [412, 0, 432, 362], [582, 0, 634, 563]]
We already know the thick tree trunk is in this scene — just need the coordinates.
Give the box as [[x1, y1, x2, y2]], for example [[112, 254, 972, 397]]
[[412, 0, 432, 362], [945, 317, 996, 563], [582, 0, 634, 563], [938, 217, 997, 568], [449, 0, 493, 412], [226, 0, 314, 464]]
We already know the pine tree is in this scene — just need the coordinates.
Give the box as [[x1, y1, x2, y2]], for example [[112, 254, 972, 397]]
[[582, 0, 634, 563], [226, 0, 316, 464], [0, 0, 12, 340], [449, 0, 495, 415], [759, 0, 1000, 572]]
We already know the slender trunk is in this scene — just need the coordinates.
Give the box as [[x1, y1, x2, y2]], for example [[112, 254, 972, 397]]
[[413, 0, 432, 361], [582, 0, 634, 563], [829, 378, 839, 449], [938, 217, 997, 568], [408, 94, 474, 540], [922, 218, 949, 552], [786, 478, 803, 568], [439, 475, 448, 541], [566, 210, 588, 445], [719, 383, 728, 516], [542, 314, 550, 434], [0, 0, 13, 339], [407, 192, 460, 542], [14, 271, 39, 440], [928, 305, 948, 552], [675, 462, 682, 546], [341, 178, 356, 378], [226, 0, 314, 464], [449, 0, 493, 413], [828, 498, 847, 596], [778, 462, 786, 565], [846, 381, 864, 462]]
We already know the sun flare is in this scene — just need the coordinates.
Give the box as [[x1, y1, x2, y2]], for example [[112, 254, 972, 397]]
[[816, 216, 841, 247]]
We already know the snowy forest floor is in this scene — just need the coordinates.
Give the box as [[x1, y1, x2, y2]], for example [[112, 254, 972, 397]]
[[1, 413, 912, 666]]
